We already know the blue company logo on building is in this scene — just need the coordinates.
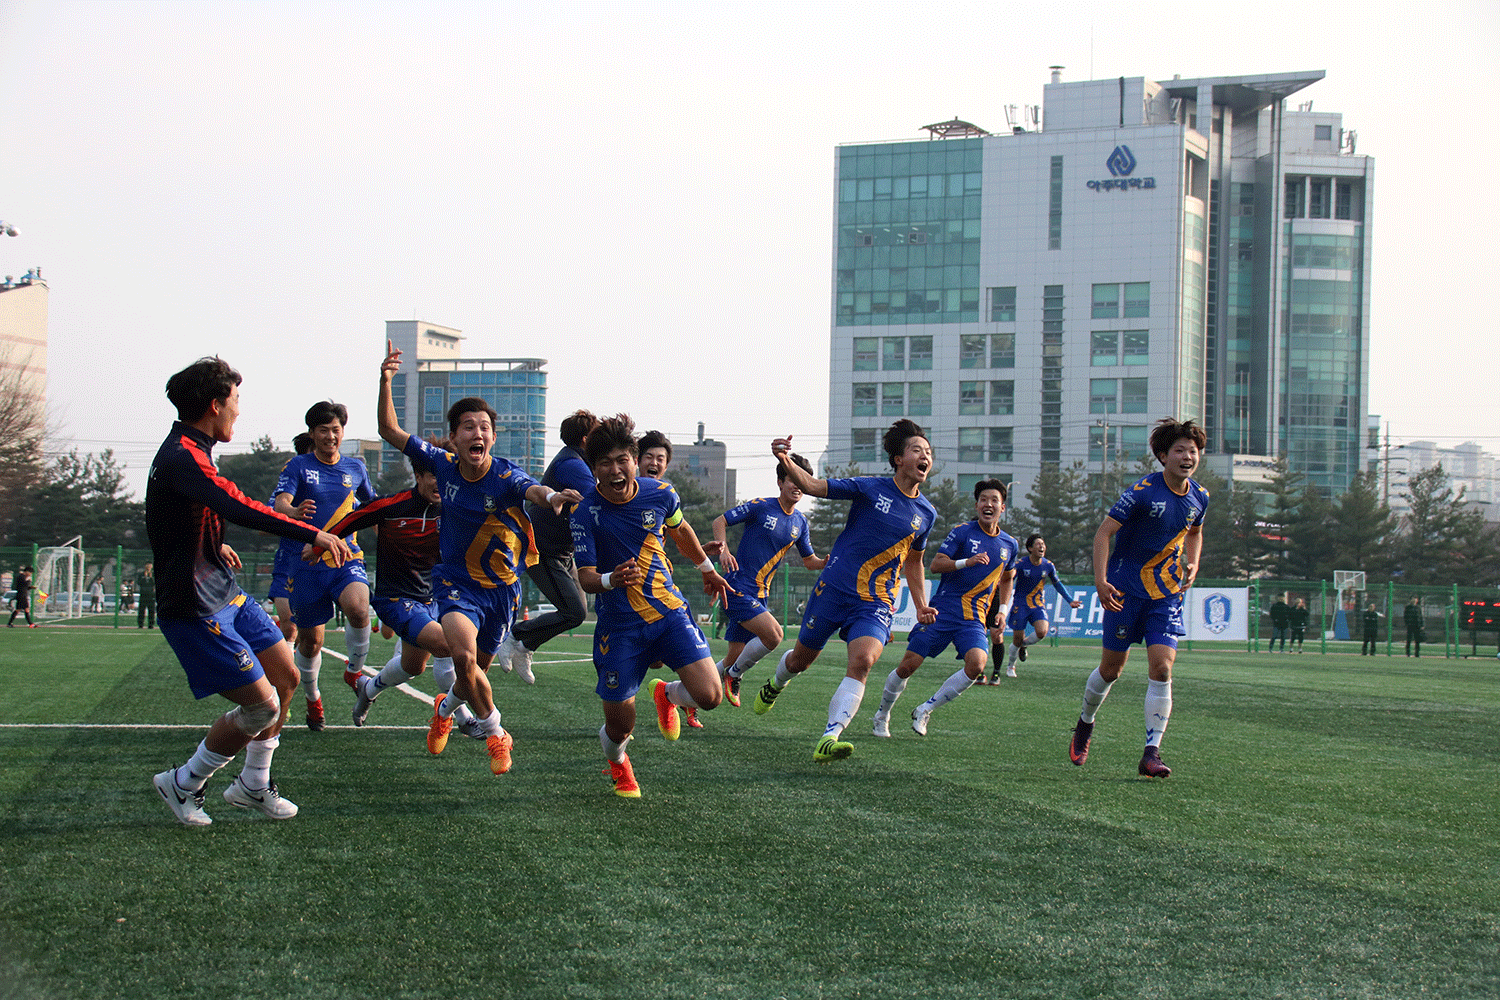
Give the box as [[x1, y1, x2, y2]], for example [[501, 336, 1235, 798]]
[[1088, 145, 1156, 192], [1106, 145, 1137, 176], [1201, 592, 1233, 635]]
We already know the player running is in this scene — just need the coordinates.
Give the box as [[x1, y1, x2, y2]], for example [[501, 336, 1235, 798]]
[[571, 415, 730, 797], [1069, 417, 1210, 778], [752, 419, 937, 763], [378, 341, 581, 777], [149, 357, 353, 826], [712, 453, 827, 707], [274, 401, 376, 731], [1004, 534, 1082, 676], [870, 479, 1017, 737]]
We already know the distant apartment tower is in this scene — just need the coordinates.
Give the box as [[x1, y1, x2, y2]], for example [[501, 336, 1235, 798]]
[[383, 320, 547, 477], [0, 269, 48, 406], [671, 423, 736, 508], [827, 69, 1373, 498]]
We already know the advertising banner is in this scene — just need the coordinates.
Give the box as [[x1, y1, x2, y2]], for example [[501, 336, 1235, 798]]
[[891, 583, 1248, 643]]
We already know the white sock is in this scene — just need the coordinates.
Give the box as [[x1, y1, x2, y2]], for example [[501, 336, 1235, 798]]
[[345, 624, 371, 673], [372, 658, 418, 696], [733, 636, 773, 676], [665, 680, 701, 709], [600, 725, 632, 763], [452, 703, 477, 729], [387, 637, 403, 668], [875, 669, 907, 718], [1007, 644, 1019, 664], [436, 691, 461, 719], [1080, 667, 1114, 724], [294, 650, 322, 701], [823, 676, 865, 739], [177, 740, 234, 792], [926, 667, 975, 711], [773, 651, 797, 689], [1145, 679, 1172, 747], [1023, 635, 1039, 647], [478, 707, 503, 738], [239, 735, 278, 789], [432, 656, 456, 693]]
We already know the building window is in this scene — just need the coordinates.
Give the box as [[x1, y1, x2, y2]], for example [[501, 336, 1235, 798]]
[[958, 427, 985, 463], [1092, 284, 1119, 319], [1335, 180, 1360, 221], [1090, 378, 1117, 414], [1120, 424, 1147, 459], [1121, 377, 1148, 413], [988, 427, 1013, 462], [989, 286, 1016, 322], [1122, 330, 1149, 365], [989, 380, 1014, 415], [1314, 124, 1333, 141], [424, 386, 444, 419], [882, 337, 906, 371], [908, 336, 933, 370], [1048, 156, 1063, 250], [853, 337, 878, 371], [959, 381, 985, 415], [1284, 177, 1305, 219], [881, 383, 904, 416], [1091, 331, 1117, 366], [852, 383, 877, 417], [1123, 282, 1150, 318], [1308, 178, 1331, 219], [851, 428, 878, 464], [960, 334, 987, 369], [991, 332, 1015, 368], [1088, 425, 1112, 463], [907, 382, 932, 417]]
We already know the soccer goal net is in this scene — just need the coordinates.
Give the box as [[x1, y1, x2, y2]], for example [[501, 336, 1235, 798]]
[[35, 541, 85, 618]]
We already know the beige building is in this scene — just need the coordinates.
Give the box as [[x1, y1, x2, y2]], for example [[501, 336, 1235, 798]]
[[0, 270, 48, 406]]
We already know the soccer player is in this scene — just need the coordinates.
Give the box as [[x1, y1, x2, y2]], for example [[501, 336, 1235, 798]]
[[1005, 534, 1083, 676], [752, 419, 937, 762], [571, 414, 729, 797], [274, 402, 375, 731], [1290, 598, 1310, 653], [378, 341, 580, 776], [712, 454, 827, 707], [319, 448, 460, 730], [499, 409, 599, 684], [871, 479, 1018, 737], [148, 357, 353, 826], [7, 565, 33, 627], [266, 432, 314, 644], [1069, 417, 1209, 779]]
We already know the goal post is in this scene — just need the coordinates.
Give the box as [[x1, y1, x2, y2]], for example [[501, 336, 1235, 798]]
[[35, 540, 85, 618]]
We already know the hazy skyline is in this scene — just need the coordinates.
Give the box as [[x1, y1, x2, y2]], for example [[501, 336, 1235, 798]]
[[2, 1, 1496, 501]]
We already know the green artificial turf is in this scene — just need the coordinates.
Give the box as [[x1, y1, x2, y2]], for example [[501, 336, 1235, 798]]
[[0, 628, 1495, 998]]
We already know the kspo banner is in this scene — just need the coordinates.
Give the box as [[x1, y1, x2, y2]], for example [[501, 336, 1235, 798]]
[[891, 584, 1249, 643]]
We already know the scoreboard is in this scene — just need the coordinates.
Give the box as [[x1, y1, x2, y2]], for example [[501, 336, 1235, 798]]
[[1460, 598, 1500, 632]]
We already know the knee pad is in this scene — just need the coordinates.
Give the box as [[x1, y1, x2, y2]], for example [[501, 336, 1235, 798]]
[[229, 693, 281, 735]]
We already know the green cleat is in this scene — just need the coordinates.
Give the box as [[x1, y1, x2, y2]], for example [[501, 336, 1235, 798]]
[[752, 681, 782, 715], [813, 735, 854, 762]]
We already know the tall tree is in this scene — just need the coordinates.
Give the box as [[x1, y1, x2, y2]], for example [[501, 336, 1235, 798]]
[[1393, 465, 1471, 585], [1328, 470, 1397, 579], [11, 449, 144, 551], [1016, 461, 1095, 573], [1191, 463, 1267, 581], [217, 435, 297, 551], [919, 472, 972, 547], [1260, 455, 1306, 577], [1282, 486, 1335, 581]]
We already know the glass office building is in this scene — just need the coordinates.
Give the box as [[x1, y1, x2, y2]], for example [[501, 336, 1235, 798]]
[[827, 70, 1374, 498]]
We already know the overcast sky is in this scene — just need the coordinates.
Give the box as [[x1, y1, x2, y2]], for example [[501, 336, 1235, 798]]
[[2, 0, 1496, 501]]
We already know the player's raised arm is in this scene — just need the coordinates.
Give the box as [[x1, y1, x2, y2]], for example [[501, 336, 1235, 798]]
[[377, 339, 411, 452], [771, 435, 828, 498]]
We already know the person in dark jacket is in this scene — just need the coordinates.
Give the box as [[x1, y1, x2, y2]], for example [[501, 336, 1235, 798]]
[[1289, 599, 1310, 652], [1360, 603, 1382, 656], [1269, 597, 1291, 652], [135, 563, 157, 629], [1404, 597, 1424, 657]]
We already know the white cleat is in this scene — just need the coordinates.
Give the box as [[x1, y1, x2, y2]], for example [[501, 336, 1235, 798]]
[[911, 707, 932, 736], [351, 675, 375, 727], [222, 776, 299, 820], [496, 635, 516, 672], [871, 714, 892, 738], [512, 644, 535, 684], [455, 716, 486, 741], [1005, 665, 1017, 678], [153, 769, 211, 826]]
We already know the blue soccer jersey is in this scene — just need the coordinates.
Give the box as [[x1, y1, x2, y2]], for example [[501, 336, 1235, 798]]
[[1105, 471, 1210, 600], [815, 477, 936, 608], [274, 452, 375, 566], [571, 478, 691, 630], [722, 497, 815, 600], [1014, 556, 1073, 611], [929, 521, 1019, 623], [403, 436, 541, 594]]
